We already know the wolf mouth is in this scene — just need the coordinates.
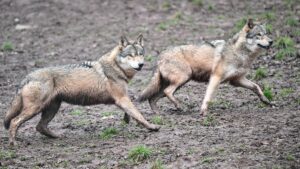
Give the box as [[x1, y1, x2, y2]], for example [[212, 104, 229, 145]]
[[258, 44, 270, 49]]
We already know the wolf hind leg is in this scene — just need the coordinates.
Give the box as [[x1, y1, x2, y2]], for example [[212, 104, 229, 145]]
[[36, 100, 61, 138], [149, 91, 165, 114], [163, 73, 190, 111], [9, 104, 42, 146]]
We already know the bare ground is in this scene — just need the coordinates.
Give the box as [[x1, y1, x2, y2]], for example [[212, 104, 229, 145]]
[[0, 0, 299, 168]]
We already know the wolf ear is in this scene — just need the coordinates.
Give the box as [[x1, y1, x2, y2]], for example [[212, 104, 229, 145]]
[[136, 34, 144, 46], [243, 18, 255, 32], [120, 36, 129, 47]]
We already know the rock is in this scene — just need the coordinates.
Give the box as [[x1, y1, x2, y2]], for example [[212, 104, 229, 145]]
[[15, 24, 36, 30]]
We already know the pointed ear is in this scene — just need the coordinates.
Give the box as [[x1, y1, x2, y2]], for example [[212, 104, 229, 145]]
[[119, 36, 129, 47], [136, 34, 144, 46], [243, 18, 255, 32]]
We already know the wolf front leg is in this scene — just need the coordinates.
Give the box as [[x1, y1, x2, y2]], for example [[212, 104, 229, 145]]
[[230, 76, 274, 106], [200, 74, 222, 116], [115, 96, 160, 131]]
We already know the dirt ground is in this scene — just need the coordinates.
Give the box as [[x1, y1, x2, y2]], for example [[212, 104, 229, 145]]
[[0, 0, 299, 168]]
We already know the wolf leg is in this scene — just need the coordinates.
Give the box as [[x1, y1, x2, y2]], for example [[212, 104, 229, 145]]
[[9, 104, 41, 146], [230, 77, 273, 106], [149, 91, 165, 114], [200, 75, 222, 116], [163, 75, 189, 110], [36, 100, 61, 138], [115, 96, 160, 131]]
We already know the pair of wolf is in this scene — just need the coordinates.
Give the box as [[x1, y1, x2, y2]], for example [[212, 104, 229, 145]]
[[4, 19, 273, 146]]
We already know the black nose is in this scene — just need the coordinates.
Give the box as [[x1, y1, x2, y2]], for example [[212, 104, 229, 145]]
[[269, 40, 273, 46], [138, 63, 144, 68]]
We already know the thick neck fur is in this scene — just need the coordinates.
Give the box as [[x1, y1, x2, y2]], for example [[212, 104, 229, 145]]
[[98, 46, 136, 82]]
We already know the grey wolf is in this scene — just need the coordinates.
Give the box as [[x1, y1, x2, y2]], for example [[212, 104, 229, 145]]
[[4, 34, 160, 146], [138, 19, 274, 116]]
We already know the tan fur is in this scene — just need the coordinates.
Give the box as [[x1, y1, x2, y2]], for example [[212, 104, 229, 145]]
[[138, 19, 274, 116], [4, 35, 159, 146]]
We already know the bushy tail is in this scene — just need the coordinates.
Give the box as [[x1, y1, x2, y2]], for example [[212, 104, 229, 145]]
[[4, 94, 22, 129], [137, 68, 162, 102]]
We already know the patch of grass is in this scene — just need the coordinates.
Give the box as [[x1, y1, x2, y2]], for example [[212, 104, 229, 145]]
[[151, 159, 164, 169], [233, 18, 247, 33], [292, 29, 300, 36], [145, 55, 154, 62], [263, 85, 273, 101], [1, 41, 14, 51], [286, 17, 298, 27], [261, 12, 276, 21], [99, 127, 118, 140], [157, 11, 183, 31], [274, 36, 294, 49], [275, 36, 297, 59], [201, 157, 214, 164], [128, 145, 152, 162], [0, 150, 17, 160], [201, 114, 217, 126], [265, 23, 273, 34], [254, 68, 267, 80], [70, 109, 83, 116], [151, 115, 164, 125], [102, 111, 116, 117], [190, 0, 203, 7], [279, 88, 294, 97], [162, 1, 171, 10], [208, 4, 213, 11], [286, 153, 295, 161]]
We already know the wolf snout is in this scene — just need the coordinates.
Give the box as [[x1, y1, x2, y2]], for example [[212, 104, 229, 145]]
[[138, 63, 144, 69]]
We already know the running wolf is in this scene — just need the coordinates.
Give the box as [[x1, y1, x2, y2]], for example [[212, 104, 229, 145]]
[[4, 34, 160, 146], [138, 19, 273, 116]]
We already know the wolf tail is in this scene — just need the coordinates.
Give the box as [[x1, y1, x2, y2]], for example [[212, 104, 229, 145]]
[[137, 68, 162, 102], [4, 94, 23, 130]]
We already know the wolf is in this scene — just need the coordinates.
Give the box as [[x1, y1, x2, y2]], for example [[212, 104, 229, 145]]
[[138, 19, 274, 116], [4, 34, 160, 146]]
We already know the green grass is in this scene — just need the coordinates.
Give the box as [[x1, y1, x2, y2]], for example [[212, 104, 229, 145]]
[[99, 127, 118, 140], [292, 29, 300, 36], [279, 88, 294, 97], [1, 41, 14, 51], [286, 17, 298, 27], [201, 157, 214, 164], [263, 85, 273, 101], [286, 154, 295, 161], [157, 11, 183, 31], [0, 150, 17, 160], [151, 159, 164, 169], [102, 111, 116, 117], [261, 12, 276, 21], [151, 115, 164, 125], [233, 18, 247, 33], [201, 114, 216, 126], [145, 55, 154, 62], [70, 109, 83, 116], [208, 4, 213, 11], [128, 145, 152, 162], [162, 2, 171, 10], [274, 36, 297, 60], [191, 0, 203, 7], [254, 68, 267, 80], [265, 23, 273, 34]]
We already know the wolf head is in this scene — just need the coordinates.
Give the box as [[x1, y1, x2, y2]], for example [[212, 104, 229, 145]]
[[116, 34, 145, 71], [235, 19, 273, 53]]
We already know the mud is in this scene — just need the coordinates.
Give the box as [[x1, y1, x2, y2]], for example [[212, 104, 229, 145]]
[[0, 0, 299, 168]]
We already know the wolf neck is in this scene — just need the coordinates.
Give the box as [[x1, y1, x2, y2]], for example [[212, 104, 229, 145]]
[[231, 32, 261, 65], [99, 46, 135, 83]]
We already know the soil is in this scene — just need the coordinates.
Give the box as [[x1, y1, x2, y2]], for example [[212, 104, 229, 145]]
[[0, 0, 299, 168]]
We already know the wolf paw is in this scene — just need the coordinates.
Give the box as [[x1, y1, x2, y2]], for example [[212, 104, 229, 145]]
[[148, 124, 160, 132]]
